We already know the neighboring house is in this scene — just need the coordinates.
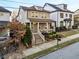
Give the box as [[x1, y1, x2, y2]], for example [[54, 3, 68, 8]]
[[11, 9, 19, 20], [0, 6, 11, 37], [44, 3, 74, 29], [74, 9, 79, 25], [17, 6, 55, 45]]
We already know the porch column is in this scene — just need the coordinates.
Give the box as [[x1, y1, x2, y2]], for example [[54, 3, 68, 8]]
[[37, 22, 39, 32], [46, 22, 49, 32], [30, 22, 32, 29]]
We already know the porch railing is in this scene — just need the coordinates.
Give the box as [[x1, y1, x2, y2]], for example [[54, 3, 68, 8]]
[[32, 32, 35, 45]]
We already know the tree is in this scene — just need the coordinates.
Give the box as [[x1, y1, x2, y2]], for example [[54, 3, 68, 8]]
[[22, 26, 32, 47], [9, 19, 25, 31], [8, 19, 26, 49]]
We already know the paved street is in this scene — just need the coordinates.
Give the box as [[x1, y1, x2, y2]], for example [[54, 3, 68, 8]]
[[39, 42, 79, 59]]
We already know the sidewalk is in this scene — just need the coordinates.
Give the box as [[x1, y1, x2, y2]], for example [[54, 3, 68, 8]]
[[23, 34, 79, 57]]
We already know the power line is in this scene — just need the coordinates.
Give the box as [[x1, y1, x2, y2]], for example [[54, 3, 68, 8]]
[[3, 7, 19, 9], [0, 0, 39, 9], [0, 0, 34, 5]]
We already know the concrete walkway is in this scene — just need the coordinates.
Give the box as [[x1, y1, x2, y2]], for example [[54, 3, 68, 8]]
[[23, 34, 79, 57]]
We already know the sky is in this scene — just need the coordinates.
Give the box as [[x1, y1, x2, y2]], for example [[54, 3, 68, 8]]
[[0, 0, 79, 11]]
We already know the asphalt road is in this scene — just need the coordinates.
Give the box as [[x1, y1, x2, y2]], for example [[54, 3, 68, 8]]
[[39, 42, 79, 59]]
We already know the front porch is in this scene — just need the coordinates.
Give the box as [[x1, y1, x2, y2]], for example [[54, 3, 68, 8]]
[[29, 22, 54, 33], [26, 22, 55, 45], [60, 18, 72, 29]]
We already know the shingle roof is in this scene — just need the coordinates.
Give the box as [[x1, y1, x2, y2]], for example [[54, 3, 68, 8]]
[[45, 3, 73, 13], [20, 6, 51, 13], [0, 6, 11, 13]]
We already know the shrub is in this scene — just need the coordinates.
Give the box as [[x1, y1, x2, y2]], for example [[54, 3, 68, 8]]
[[72, 25, 78, 29], [22, 26, 32, 47], [56, 26, 67, 32]]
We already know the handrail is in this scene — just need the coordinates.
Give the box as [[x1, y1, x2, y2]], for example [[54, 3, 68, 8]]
[[38, 31, 45, 42], [32, 32, 35, 45]]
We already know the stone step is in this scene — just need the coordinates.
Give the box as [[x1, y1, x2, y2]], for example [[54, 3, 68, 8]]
[[34, 34, 43, 45]]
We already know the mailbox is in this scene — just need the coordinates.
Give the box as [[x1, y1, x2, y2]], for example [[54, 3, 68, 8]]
[[57, 38, 61, 41]]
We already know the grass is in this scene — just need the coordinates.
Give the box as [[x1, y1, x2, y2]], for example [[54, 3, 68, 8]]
[[58, 29, 79, 37], [23, 38, 79, 59]]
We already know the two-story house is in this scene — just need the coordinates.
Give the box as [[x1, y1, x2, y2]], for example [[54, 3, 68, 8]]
[[74, 9, 79, 26], [17, 6, 55, 45], [44, 3, 74, 30], [0, 6, 11, 37]]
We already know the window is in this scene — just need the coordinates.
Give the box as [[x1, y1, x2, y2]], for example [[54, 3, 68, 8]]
[[60, 13, 64, 18], [36, 16, 38, 17], [60, 21, 63, 27], [45, 16, 47, 18], [32, 12, 34, 13], [0, 13, 4, 16], [32, 16, 34, 17], [41, 16, 43, 18], [69, 14, 72, 18], [64, 4, 67, 9], [65, 14, 68, 17]]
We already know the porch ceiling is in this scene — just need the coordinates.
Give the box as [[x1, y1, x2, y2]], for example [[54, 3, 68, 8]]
[[29, 18, 55, 23]]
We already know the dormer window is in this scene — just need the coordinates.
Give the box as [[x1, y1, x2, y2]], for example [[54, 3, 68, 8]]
[[64, 4, 67, 10]]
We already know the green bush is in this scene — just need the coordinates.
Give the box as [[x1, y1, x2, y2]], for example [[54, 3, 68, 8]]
[[22, 26, 32, 46], [48, 31, 56, 35]]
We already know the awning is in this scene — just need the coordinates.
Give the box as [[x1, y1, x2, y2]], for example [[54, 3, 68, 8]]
[[64, 18, 72, 21]]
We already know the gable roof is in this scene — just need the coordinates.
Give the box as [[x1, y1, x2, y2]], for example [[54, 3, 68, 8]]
[[0, 6, 11, 13], [20, 6, 51, 13], [44, 3, 73, 13], [74, 9, 79, 13], [45, 3, 62, 11]]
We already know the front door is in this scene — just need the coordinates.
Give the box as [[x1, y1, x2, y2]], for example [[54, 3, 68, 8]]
[[32, 23, 38, 33]]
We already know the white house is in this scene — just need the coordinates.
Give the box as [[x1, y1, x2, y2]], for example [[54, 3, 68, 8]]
[[0, 6, 11, 37], [74, 9, 79, 28], [44, 3, 74, 29]]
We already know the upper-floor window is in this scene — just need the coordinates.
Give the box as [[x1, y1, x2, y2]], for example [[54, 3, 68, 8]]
[[32, 12, 34, 13], [32, 16, 34, 17], [65, 14, 68, 17], [36, 16, 38, 17], [60, 13, 64, 18], [0, 13, 4, 16], [45, 16, 47, 18], [69, 14, 72, 18], [41, 16, 43, 18], [64, 4, 67, 9]]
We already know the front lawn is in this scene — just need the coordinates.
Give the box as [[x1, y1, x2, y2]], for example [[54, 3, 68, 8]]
[[58, 29, 79, 37]]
